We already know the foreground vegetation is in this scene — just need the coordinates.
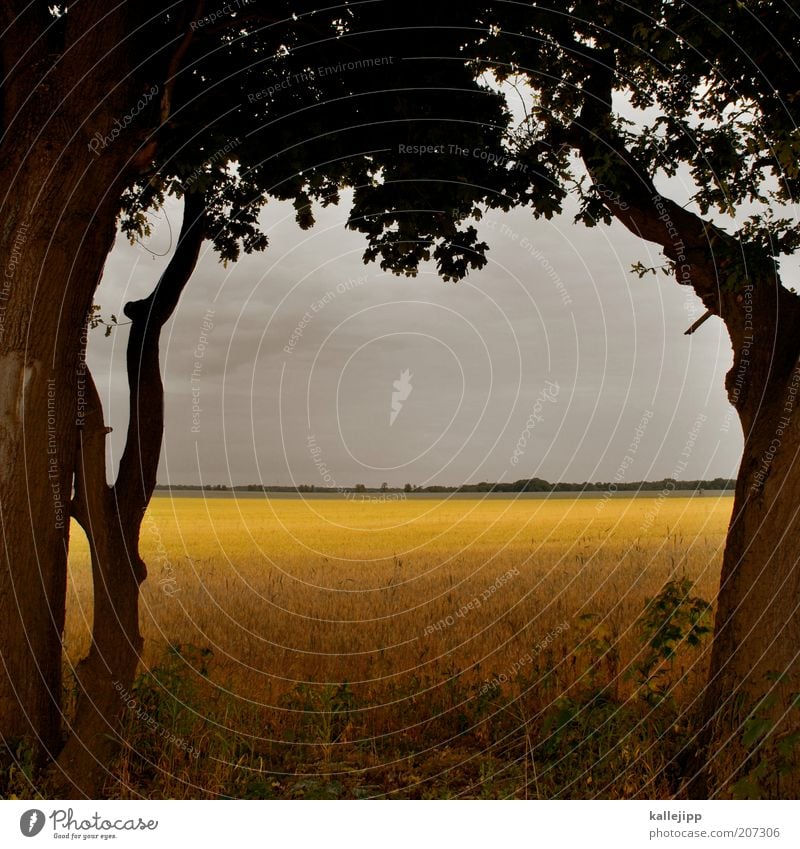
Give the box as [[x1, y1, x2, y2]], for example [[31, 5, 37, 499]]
[[8, 494, 789, 798]]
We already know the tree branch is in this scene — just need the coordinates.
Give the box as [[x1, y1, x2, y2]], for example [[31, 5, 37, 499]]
[[159, 0, 206, 126], [567, 50, 740, 322], [114, 191, 206, 520], [564, 49, 800, 414]]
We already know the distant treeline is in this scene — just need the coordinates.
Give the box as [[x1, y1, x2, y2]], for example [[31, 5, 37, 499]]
[[155, 477, 735, 493]]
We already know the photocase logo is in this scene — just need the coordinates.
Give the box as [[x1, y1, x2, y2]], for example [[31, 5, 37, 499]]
[[19, 809, 45, 837], [390, 368, 413, 426]]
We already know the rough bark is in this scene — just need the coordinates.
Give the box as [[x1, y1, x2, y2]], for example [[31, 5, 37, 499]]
[[0, 2, 201, 773], [570, 52, 800, 797], [693, 287, 800, 798], [52, 193, 206, 797], [0, 5, 147, 762]]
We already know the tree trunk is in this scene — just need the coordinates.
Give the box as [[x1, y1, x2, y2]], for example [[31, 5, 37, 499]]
[[52, 193, 206, 797], [0, 3, 173, 770], [49, 373, 147, 797], [568, 53, 800, 797], [0, 191, 124, 765], [690, 284, 800, 798]]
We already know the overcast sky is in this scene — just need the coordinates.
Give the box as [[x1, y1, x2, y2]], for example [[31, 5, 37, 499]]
[[87, 178, 753, 489]]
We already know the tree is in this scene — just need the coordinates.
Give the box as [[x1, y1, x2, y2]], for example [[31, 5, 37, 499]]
[[0, 1, 179, 776], [0, 0, 332, 788], [1, 1, 516, 795], [621, 2, 800, 796], [329, 0, 799, 796], [0, 0, 330, 788], [350, 1, 800, 796]]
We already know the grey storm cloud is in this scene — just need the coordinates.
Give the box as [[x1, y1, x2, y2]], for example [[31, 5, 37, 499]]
[[89, 189, 743, 488]]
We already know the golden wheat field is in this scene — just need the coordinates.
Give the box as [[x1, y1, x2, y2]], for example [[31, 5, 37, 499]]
[[61, 494, 732, 798]]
